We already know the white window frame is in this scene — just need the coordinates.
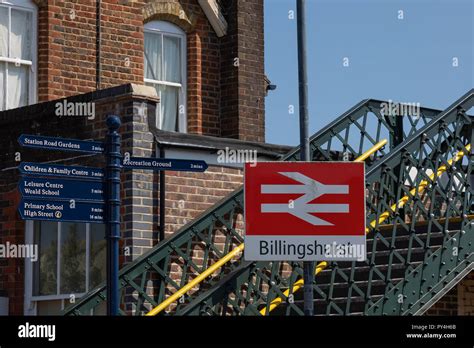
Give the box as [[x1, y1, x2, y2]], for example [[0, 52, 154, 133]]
[[24, 221, 104, 315], [0, 0, 37, 111], [144, 20, 187, 133]]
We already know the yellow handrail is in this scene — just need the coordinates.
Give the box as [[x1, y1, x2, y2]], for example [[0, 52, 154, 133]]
[[146, 139, 388, 316], [259, 143, 471, 315], [146, 244, 245, 316]]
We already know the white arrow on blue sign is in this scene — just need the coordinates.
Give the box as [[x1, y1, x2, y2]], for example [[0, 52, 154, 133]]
[[122, 156, 208, 172], [19, 162, 104, 180], [18, 134, 104, 154], [18, 177, 105, 201], [18, 199, 105, 223]]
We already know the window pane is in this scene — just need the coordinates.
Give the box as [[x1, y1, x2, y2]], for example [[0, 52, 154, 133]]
[[157, 84, 179, 131], [89, 224, 106, 289], [0, 62, 4, 111], [34, 221, 58, 296], [8, 64, 29, 108], [60, 223, 86, 294], [0, 7, 7, 56], [144, 32, 162, 81], [11, 9, 32, 60], [163, 35, 181, 83]]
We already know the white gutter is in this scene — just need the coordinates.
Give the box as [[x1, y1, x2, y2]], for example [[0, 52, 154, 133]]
[[198, 0, 228, 37]]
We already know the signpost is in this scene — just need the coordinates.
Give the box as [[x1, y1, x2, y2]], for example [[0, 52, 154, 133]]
[[244, 162, 366, 262], [19, 162, 104, 180], [18, 134, 104, 153], [17, 116, 208, 316], [122, 156, 208, 172], [18, 199, 105, 223], [18, 177, 104, 201]]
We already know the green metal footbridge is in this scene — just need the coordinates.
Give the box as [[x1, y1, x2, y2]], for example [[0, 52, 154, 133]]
[[64, 89, 473, 316]]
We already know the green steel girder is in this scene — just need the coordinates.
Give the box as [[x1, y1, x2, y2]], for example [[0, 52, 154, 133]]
[[63, 96, 450, 316], [176, 89, 474, 316], [368, 222, 474, 315]]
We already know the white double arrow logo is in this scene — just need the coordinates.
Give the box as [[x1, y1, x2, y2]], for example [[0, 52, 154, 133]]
[[261, 172, 349, 226]]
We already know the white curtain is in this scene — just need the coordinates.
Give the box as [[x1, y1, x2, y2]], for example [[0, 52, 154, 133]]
[[145, 31, 182, 131], [0, 63, 4, 111], [9, 64, 28, 108], [0, 8, 31, 110], [163, 36, 180, 83], [158, 85, 179, 131], [144, 32, 161, 81], [11, 9, 31, 60], [0, 7, 7, 57]]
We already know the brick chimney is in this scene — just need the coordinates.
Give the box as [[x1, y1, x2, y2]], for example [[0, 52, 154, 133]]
[[220, 0, 265, 143]]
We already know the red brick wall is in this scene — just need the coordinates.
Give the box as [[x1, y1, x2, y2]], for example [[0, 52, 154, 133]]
[[36, 0, 144, 101], [0, 189, 24, 315], [459, 271, 474, 315], [425, 287, 458, 316], [425, 271, 474, 316], [165, 167, 243, 236], [34, 0, 265, 141], [177, 1, 221, 137]]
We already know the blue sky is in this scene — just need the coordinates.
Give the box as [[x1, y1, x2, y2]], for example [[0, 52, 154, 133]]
[[264, 0, 474, 145]]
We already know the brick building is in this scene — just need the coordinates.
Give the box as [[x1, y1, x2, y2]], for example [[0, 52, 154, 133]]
[[0, 0, 290, 315]]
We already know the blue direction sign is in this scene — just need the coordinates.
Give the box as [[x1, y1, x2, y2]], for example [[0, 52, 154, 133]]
[[18, 134, 104, 154], [19, 177, 104, 201], [122, 157, 208, 172], [18, 199, 105, 223], [19, 162, 104, 180]]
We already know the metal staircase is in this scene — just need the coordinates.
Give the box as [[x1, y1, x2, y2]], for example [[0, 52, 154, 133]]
[[63, 90, 473, 316]]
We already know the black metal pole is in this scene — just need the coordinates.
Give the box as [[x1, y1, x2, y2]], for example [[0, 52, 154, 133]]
[[297, 0, 314, 316], [106, 115, 121, 316]]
